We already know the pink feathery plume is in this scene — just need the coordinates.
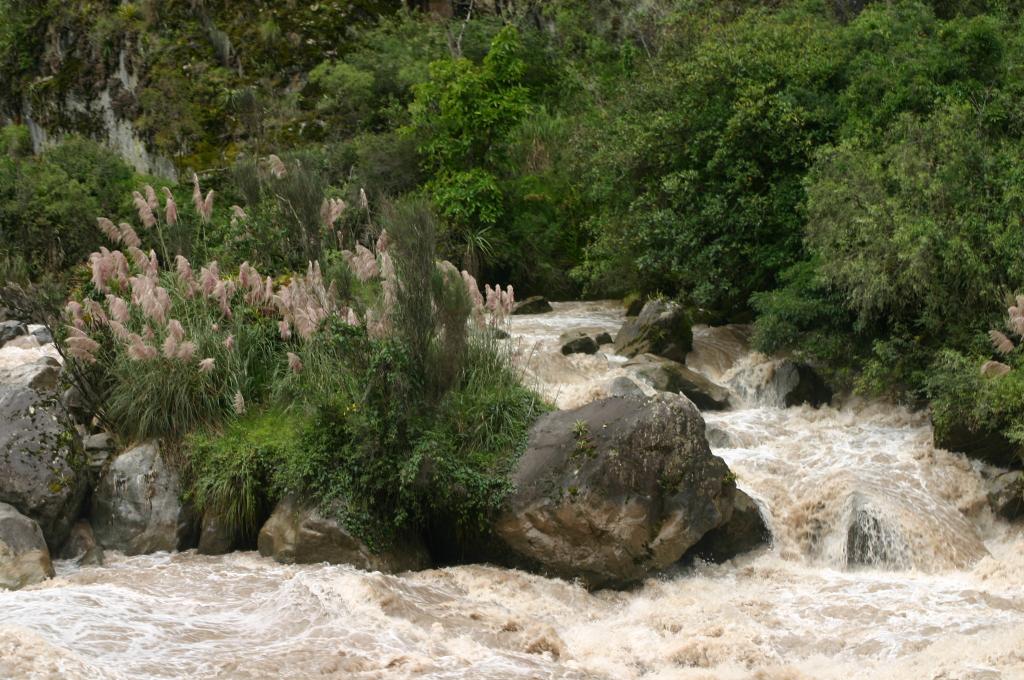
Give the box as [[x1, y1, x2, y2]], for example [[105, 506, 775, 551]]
[[192, 173, 203, 216], [287, 352, 303, 374], [82, 299, 108, 327], [198, 357, 215, 374], [66, 301, 85, 329], [163, 187, 178, 227], [132, 191, 157, 229], [201, 190, 215, 223], [278, 320, 292, 341], [118, 223, 141, 249], [167, 319, 185, 343], [223, 334, 235, 351], [106, 295, 130, 324], [97, 217, 121, 244], [144, 185, 159, 213], [233, 391, 246, 415], [176, 341, 196, 361], [267, 154, 286, 179], [161, 334, 179, 359], [231, 205, 247, 221], [127, 337, 158, 361]]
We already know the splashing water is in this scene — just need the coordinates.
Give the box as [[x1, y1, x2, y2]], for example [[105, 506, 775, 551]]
[[2, 302, 1022, 679]]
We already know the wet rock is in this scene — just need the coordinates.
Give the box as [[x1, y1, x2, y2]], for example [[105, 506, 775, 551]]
[[987, 471, 1023, 521], [627, 354, 730, 410], [845, 500, 911, 569], [686, 324, 753, 380], [258, 496, 430, 572], [623, 294, 644, 317], [0, 320, 26, 346], [0, 502, 54, 590], [58, 520, 104, 566], [614, 300, 693, 363], [512, 296, 554, 315], [606, 376, 643, 397], [727, 358, 831, 409], [197, 511, 238, 556], [486, 326, 511, 340], [685, 490, 770, 562], [82, 432, 113, 452], [494, 394, 735, 588], [91, 442, 196, 555], [935, 423, 1021, 469], [0, 358, 87, 550], [27, 325, 52, 345], [559, 330, 598, 355]]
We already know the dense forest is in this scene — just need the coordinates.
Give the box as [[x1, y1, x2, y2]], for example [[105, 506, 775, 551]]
[[2, 0, 1023, 547]]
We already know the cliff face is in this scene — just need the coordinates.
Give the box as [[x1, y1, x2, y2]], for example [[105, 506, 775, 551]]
[[1, 1, 403, 177]]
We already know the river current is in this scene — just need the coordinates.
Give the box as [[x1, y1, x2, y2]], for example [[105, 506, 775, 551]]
[[1, 302, 1022, 679]]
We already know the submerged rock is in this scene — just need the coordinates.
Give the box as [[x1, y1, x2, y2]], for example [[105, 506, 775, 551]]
[[627, 354, 730, 410], [494, 394, 735, 588], [559, 328, 611, 355], [935, 423, 1021, 469], [197, 511, 238, 556], [512, 296, 553, 315], [727, 357, 831, 409], [685, 490, 770, 562], [0, 502, 54, 590], [0, 320, 26, 347], [91, 442, 196, 554], [258, 496, 430, 573], [987, 471, 1023, 521], [58, 520, 104, 566], [0, 356, 87, 549], [614, 300, 693, 363], [559, 330, 598, 355]]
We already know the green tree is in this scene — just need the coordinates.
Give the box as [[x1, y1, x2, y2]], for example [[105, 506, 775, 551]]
[[405, 26, 531, 274]]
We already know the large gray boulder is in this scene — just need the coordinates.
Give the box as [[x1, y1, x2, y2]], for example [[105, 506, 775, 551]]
[[0, 358, 87, 549], [559, 328, 611, 355], [512, 296, 553, 315], [91, 442, 196, 554], [626, 354, 730, 410], [258, 496, 430, 573], [494, 394, 736, 588], [935, 423, 1021, 469], [0, 502, 54, 590], [987, 471, 1023, 521], [0, 320, 26, 346], [197, 511, 238, 556], [58, 520, 104, 566], [614, 300, 693, 362], [685, 490, 770, 562]]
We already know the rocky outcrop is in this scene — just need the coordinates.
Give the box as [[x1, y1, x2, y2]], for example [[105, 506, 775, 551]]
[[494, 394, 735, 588], [685, 490, 769, 562], [91, 442, 196, 554], [613, 300, 693, 363], [606, 376, 644, 397], [987, 471, 1023, 521], [512, 296, 553, 315], [626, 354, 730, 410], [623, 294, 644, 317], [935, 423, 1021, 469], [686, 324, 753, 381], [0, 321, 26, 346], [0, 502, 54, 590], [559, 328, 613, 355], [727, 357, 831, 409], [58, 520, 104, 566], [197, 512, 238, 556], [258, 496, 430, 573], [0, 356, 87, 549]]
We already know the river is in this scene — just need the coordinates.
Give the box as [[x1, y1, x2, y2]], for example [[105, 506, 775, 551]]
[[1, 302, 1022, 679]]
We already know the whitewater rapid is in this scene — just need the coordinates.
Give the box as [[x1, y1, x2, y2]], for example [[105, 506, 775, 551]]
[[2, 302, 1022, 679]]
